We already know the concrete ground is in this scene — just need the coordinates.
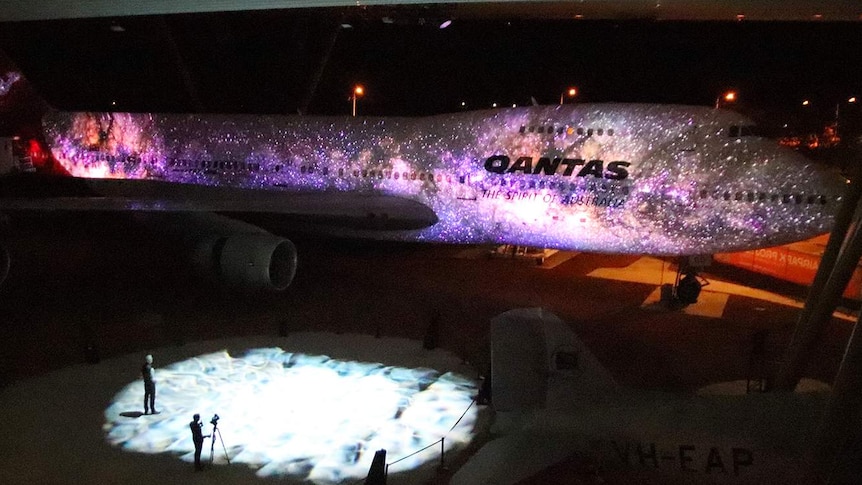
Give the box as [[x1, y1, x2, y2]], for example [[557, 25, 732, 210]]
[[0, 213, 855, 483]]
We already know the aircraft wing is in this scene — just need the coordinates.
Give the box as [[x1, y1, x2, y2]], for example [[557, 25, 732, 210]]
[[0, 174, 439, 230]]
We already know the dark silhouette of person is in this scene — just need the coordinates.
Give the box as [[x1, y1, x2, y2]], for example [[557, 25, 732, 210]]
[[190, 413, 210, 471], [141, 354, 157, 414]]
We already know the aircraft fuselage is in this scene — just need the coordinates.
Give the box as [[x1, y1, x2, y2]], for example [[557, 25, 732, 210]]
[[41, 104, 845, 255]]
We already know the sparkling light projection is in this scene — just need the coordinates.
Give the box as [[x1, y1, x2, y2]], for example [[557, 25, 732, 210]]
[[103, 348, 478, 482], [0, 71, 22, 97], [43, 105, 844, 255]]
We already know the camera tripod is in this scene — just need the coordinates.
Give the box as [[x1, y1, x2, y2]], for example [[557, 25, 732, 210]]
[[209, 422, 231, 466]]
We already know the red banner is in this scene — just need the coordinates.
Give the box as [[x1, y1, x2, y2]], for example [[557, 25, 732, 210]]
[[715, 239, 862, 300]]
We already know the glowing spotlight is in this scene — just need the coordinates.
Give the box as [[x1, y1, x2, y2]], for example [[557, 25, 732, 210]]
[[103, 348, 478, 481], [715, 90, 737, 109], [439, 20, 452, 29], [849, 97, 857, 103], [351, 85, 364, 117], [560, 87, 578, 105], [802, 100, 810, 106]]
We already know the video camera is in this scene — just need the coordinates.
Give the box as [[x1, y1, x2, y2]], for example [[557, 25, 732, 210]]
[[210, 414, 220, 426]]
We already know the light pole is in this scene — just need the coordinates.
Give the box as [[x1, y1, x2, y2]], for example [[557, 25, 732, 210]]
[[560, 87, 577, 105], [835, 96, 857, 137], [715, 90, 736, 109], [351, 85, 364, 117]]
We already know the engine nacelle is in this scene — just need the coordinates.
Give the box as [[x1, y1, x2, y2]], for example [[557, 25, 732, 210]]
[[192, 234, 297, 291]]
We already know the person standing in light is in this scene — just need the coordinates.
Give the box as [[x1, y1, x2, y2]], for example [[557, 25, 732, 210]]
[[141, 354, 158, 415]]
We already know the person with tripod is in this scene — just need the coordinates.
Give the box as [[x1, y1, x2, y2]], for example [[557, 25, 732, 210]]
[[189, 414, 210, 471]]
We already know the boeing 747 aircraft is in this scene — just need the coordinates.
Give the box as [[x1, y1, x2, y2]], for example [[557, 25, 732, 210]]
[[0, 104, 846, 291]]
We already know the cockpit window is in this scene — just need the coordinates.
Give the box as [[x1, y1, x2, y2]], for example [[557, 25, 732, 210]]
[[728, 125, 762, 138]]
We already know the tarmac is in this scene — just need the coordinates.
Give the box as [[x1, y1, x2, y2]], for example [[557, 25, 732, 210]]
[[0, 213, 856, 483]]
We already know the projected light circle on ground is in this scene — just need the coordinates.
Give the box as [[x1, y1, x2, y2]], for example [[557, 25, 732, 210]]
[[103, 348, 478, 482]]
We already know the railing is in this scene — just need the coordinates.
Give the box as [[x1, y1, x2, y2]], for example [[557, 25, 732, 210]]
[[385, 398, 476, 477], [351, 398, 477, 484]]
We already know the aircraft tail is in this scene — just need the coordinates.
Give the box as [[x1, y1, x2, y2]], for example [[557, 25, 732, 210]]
[[0, 48, 57, 175], [490, 308, 616, 414]]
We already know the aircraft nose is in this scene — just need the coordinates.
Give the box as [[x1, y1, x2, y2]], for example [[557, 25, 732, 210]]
[[771, 143, 849, 213]]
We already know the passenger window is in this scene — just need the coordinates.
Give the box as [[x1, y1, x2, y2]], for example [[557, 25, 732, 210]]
[[587, 128, 594, 136], [519, 126, 526, 133], [597, 128, 604, 136], [747, 192, 755, 202], [577, 128, 584, 135], [807, 195, 816, 204], [782, 194, 791, 204], [608, 129, 614, 136], [729, 126, 740, 137]]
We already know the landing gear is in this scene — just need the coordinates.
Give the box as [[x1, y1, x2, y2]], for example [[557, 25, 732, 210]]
[[661, 257, 709, 308]]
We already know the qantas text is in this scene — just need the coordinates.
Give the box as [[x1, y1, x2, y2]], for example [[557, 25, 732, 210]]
[[484, 155, 630, 180]]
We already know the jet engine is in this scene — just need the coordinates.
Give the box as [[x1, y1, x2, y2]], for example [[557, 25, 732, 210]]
[[191, 234, 297, 292]]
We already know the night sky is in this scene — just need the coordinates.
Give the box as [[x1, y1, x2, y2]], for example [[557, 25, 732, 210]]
[[1, 9, 861, 125]]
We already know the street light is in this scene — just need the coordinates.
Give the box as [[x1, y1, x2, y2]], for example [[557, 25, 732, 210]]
[[715, 90, 736, 109], [835, 96, 858, 136], [351, 85, 364, 117], [560, 87, 577, 105]]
